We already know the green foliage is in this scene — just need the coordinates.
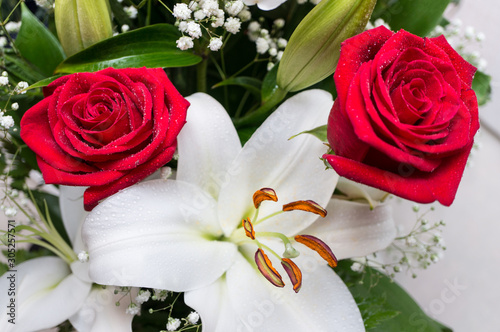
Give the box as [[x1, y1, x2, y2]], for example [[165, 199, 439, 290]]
[[213, 77, 262, 98], [15, 3, 66, 77], [337, 260, 452, 331], [289, 124, 328, 142], [372, 0, 450, 37], [472, 70, 492, 106], [55, 24, 202, 74]]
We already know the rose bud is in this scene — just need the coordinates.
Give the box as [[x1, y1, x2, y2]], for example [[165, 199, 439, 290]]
[[277, 0, 376, 92], [55, 0, 113, 56], [20, 67, 189, 211], [323, 27, 479, 206]]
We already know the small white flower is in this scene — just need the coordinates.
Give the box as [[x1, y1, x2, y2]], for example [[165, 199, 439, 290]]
[[135, 289, 151, 304], [277, 38, 287, 49], [173, 3, 192, 20], [186, 21, 202, 39], [212, 15, 225, 28], [124, 6, 138, 19], [225, 1, 244, 16], [310, 0, 322, 5], [208, 37, 223, 51], [1, 115, 15, 129], [202, 0, 219, 16], [77, 251, 89, 262], [187, 311, 200, 324], [176, 36, 194, 50], [0, 76, 8, 86], [350, 262, 364, 272], [224, 17, 241, 34], [476, 32, 486, 42], [260, 28, 269, 37], [269, 47, 277, 56], [464, 26, 475, 39], [153, 289, 168, 301], [160, 167, 173, 180], [477, 58, 487, 71], [274, 18, 285, 29], [276, 50, 284, 61], [5, 21, 21, 33], [248, 21, 260, 33], [255, 37, 269, 54], [178, 21, 189, 33], [125, 303, 140, 315], [1, 71, 7, 77], [4, 207, 17, 217], [166, 317, 181, 331], [267, 62, 275, 71], [15, 81, 29, 94], [238, 9, 251, 22], [297, 0, 308, 4], [0, 37, 7, 48], [193, 9, 206, 20], [11, 102, 19, 110], [121, 24, 130, 33]]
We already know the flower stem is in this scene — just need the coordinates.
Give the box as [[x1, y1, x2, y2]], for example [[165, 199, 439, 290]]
[[196, 58, 208, 93]]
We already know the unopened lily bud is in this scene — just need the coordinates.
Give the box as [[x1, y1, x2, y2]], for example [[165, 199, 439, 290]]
[[55, 0, 113, 56], [277, 0, 377, 92]]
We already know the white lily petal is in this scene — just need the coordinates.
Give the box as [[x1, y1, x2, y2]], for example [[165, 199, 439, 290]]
[[0, 257, 90, 331], [185, 276, 240, 331], [336, 177, 388, 208], [59, 185, 87, 245], [223, 252, 364, 331], [83, 179, 237, 291], [178, 93, 242, 199], [69, 287, 138, 332], [218, 90, 337, 236], [301, 199, 397, 259]]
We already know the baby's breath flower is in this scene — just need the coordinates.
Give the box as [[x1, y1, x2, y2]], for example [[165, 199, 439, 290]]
[[277, 38, 287, 48], [248, 21, 260, 32], [224, 17, 241, 34], [225, 1, 244, 16], [187, 311, 200, 324], [238, 9, 251, 22], [255, 37, 269, 54], [173, 3, 192, 20], [193, 9, 206, 20], [274, 18, 285, 29], [166, 317, 181, 331], [5, 21, 21, 33], [135, 289, 151, 304], [124, 6, 138, 19], [125, 303, 140, 315], [186, 21, 202, 39], [1, 116, 15, 129], [153, 289, 169, 301], [15, 81, 29, 94], [0, 76, 8, 86], [350, 262, 363, 272], [267, 62, 275, 71], [176, 36, 194, 50], [121, 24, 130, 33], [202, 0, 219, 16], [4, 207, 17, 217], [208, 37, 223, 51], [178, 21, 189, 33], [0, 37, 7, 48]]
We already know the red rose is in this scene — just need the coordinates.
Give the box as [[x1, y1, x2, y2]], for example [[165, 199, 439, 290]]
[[20, 67, 189, 210], [324, 27, 479, 206]]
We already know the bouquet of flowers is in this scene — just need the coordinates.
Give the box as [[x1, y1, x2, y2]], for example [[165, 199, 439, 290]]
[[0, 0, 491, 331]]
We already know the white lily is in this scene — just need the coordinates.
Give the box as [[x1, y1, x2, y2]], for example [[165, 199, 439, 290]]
[[83, 90, 397, 331], [0, 186, 137, 331]]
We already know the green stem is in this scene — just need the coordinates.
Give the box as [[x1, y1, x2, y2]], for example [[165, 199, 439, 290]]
[[196, 58, 208, 93]]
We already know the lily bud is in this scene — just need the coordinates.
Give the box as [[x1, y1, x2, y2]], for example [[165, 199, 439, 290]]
[[55, 0, 113, 57], [277, 0, 376, 92]]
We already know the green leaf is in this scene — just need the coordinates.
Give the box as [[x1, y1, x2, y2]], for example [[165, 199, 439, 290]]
[[261, 62, 280, 103], [15, 3, 66, 77], [337, 260, 452, 331], [213, 77, 262, 97], [372, 0, 450, 36], [55, 24, 202, 74], [31, 192, 71, 246], [472, 70, 491, 106], [3, 53, 46, 84], [289, 124, 328, 142], [26, 75, 65, 91]]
